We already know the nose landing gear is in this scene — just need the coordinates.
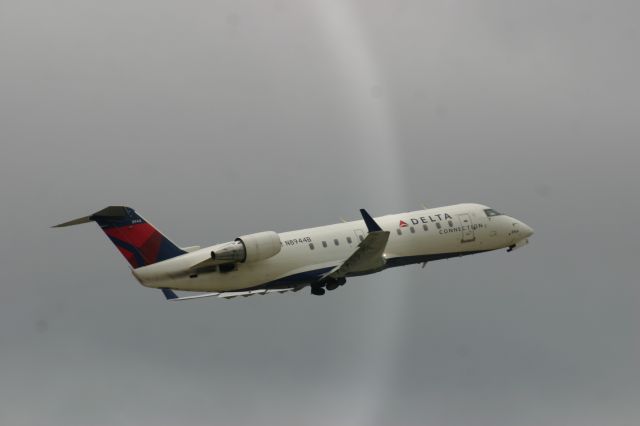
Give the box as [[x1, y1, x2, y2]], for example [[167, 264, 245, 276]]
[[507, 238, 530, 252]]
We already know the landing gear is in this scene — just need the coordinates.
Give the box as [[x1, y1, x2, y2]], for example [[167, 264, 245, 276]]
[[325, 277, 346, 291], [323, 277, 347, 292], [326, 282, 339, 291], [311, 277, 346, 295]]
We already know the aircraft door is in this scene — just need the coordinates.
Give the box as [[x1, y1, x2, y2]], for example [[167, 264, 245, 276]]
[[458, 214, 475, 242]]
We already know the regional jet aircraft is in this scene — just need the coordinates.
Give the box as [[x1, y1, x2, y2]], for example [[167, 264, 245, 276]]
[[54, 204, 533, 300]]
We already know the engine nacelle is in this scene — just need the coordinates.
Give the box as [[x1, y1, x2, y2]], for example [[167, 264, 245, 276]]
[[211, 231, 281, 264], [238, 231, 282, 262]]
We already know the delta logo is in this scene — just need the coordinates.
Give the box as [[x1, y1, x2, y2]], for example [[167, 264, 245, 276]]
[[399, 213, 453, 228]]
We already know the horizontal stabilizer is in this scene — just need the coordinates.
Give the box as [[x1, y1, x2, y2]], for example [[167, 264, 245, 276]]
[[53, 206, 134, 228], [52, 215, 93, 228]]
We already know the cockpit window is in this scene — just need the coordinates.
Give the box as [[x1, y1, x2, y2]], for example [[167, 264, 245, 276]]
[[484, 208, 502, 217]]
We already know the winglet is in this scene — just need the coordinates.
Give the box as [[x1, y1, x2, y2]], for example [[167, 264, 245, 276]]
[[161, 288, 179, 300], [360, 209, 382, 232]]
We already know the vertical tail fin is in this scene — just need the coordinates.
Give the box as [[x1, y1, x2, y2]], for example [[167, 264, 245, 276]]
[[53, 206, 186, 268]]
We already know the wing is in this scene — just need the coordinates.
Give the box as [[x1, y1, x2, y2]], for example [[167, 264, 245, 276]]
[[323, 209, 390, 280], [218, 288, 296, 299], [161, 287, 297, 301], [324, 231, 389, 279]]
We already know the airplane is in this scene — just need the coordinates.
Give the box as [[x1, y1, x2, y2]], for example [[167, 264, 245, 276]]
[[53, 203, 533, 300]]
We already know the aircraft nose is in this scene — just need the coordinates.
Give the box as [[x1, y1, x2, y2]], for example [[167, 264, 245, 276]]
[[519, 221, 534, 238]]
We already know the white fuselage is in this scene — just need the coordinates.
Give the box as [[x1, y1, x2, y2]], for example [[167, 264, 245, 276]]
[[132, 203, 532, 293]]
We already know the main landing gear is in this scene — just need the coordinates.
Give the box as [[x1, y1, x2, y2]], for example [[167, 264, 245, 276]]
[[311, 278, 347, 295], [311, 286, 326, 296]]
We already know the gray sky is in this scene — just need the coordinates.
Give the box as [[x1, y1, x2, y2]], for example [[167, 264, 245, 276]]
[[1, 1, 639, 425]]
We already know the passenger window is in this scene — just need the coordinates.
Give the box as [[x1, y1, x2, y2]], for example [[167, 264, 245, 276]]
[[410, 226, 415, 233], [448, 220, 454, 227], [397, 229, 402, 235], [358, 235, 364, 242], [436, 222, 441, 229], [423, 224, 428, 231], [322, 241, 327, 248], [309, 243, 315, 250], [347, 236, 352, 244], [334, 238, 339, 246]]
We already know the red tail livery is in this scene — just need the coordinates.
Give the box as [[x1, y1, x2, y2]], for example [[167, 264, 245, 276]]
[[53, 206, 185, 268]]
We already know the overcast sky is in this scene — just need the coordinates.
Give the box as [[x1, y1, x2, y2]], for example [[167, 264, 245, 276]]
[[1, 1, 639, 425]]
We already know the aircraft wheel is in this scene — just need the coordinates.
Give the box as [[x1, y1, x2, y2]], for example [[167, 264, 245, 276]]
[[326, 282, 339, 291], [311, 287, 325, 296]]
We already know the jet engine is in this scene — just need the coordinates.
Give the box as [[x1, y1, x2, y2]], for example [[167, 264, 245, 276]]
[[211, 231, 281, 264]]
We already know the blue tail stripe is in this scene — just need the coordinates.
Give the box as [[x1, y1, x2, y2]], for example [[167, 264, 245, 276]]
[[157, 237, 186, 262], [107, 236, 147, 266]]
